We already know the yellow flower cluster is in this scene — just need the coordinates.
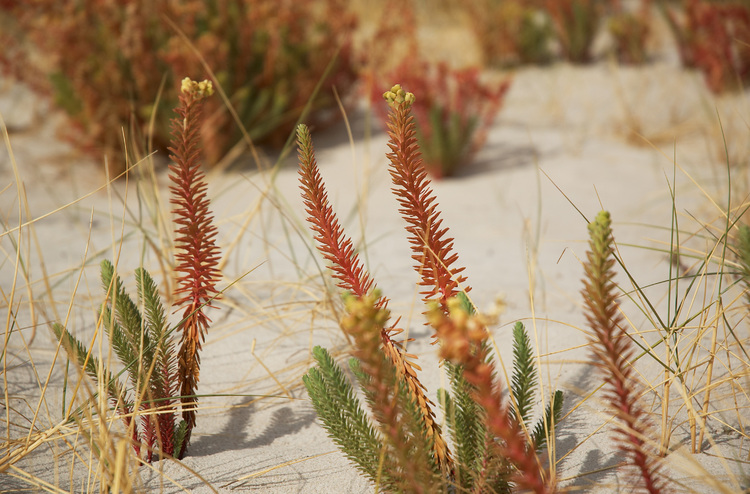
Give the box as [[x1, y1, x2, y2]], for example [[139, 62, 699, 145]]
[[383, 84, 415, 107], [427, 297, 489, 363], [180, 77, 214, 99]]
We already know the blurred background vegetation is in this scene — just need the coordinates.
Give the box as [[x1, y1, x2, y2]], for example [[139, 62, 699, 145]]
[[0, 0, 747, 176]]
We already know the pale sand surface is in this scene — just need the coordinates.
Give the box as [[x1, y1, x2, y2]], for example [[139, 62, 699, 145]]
[[2, 61, 749, 492]]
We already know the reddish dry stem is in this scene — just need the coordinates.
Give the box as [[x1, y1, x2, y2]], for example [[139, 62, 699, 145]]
[[342, 297, 439, 493]]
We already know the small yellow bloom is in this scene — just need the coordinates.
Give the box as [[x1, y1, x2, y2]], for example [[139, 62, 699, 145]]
[[383, 84, 415, 108], [181, 77, 214, 99]]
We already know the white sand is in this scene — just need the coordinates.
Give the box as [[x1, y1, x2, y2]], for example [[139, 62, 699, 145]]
[[2, 61, 748, 492]]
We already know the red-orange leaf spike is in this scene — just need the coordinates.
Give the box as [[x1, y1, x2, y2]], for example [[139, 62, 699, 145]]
[[297, 123, 453, 473], [297, 124, 380, 305], [583, 211, 665, 493], [168, 78, 221, 458], [383, 85, 469, 319]]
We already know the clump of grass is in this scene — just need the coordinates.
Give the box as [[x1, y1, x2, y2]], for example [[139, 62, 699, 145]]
[[546, 0, 605, 64], [608, 4, 651, 65], [362, 0, 510, 179], [565, 154, 750, 490], [299, 84, 562, 492], [51, 78, 221, 462], [469, 1, 654, 66]]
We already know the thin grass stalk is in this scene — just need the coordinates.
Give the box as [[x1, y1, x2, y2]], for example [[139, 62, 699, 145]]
[[661, 364, 671, 456], [697, 306, 719, 453], [722, 315, 745, 437]]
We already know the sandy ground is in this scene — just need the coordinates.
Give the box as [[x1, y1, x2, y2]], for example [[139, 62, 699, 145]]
[[2, 58, 750, 493]]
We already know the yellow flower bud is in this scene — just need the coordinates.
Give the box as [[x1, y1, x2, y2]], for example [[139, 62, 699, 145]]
[[180, 78, 214, 99], [181, 77, 193, 94], [383, 84, 415, 108]]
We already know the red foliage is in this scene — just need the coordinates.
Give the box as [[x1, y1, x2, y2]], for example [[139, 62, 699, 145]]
[[168, 81, 222, 457], [582, 212, 665, 493], [546, 0, 604, 63], [296, 123, 453, 472], [608, 2, 651, 65], [340, 295, 442, 491], [0, 0, 359, 172], [666, 0, 750, 92], [467, 0, 554, 66], [383, 89, 470, 314], [297, 125, 381, 305]]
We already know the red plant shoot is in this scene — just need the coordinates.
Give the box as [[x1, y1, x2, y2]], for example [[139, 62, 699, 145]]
[[297, 123, 453, 472], [582, 211, 665, 493], [168, 78, 221, 458], [383, 85, 470, 317], [429, 299, 555, 494]]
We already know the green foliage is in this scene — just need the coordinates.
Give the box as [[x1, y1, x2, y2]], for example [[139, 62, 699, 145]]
[[305, 296, 442, 492], [471, 1, 657, 67], [516, 10, 556, 65], [469, 0, 554, 67], [440, 362, 488, 488], [49, 72, 82, 116], [0, 0, 358, 173], [173, 419, 189, 459], [54, 260, 181, 462], [511, 321, 537, 423], [300, 88, 561, 492], [305, 346, 441, 491], [532, 390, 564, 451], [509, 322, 564, 454], [439, 293, 495, 489], [302, 347, 383, 483], [608, 10, 650, 65], [100, 260, 153, 388], [546, 0, 604, 63], [135, 267, 173, 398], [51, 322, 124, 404], [48, 79, 219, 462], [418, 106, 479, 178]]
